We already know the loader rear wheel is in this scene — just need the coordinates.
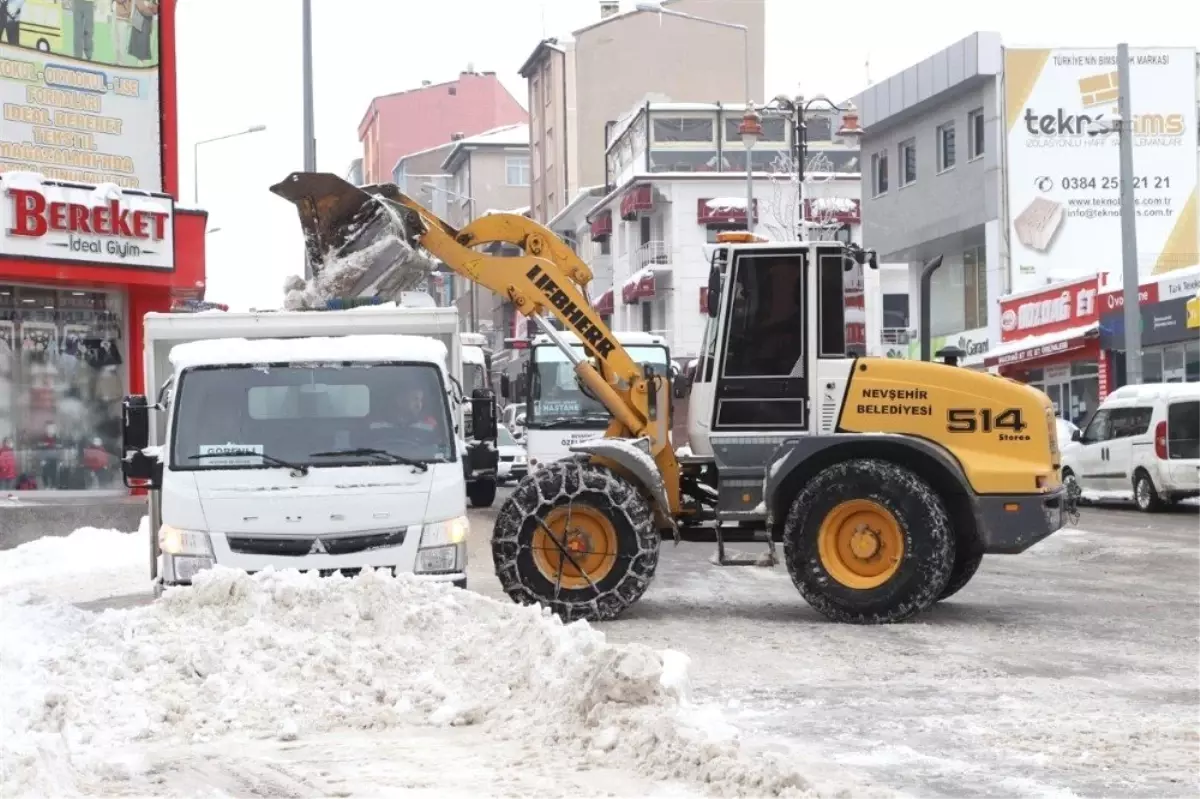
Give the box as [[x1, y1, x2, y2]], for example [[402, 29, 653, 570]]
[[492, 459, 659, 622], [783, 459, 954, 624], [937, 539, 984, 601]]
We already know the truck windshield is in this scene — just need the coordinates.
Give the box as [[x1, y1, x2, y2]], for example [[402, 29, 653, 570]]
[[527, 344, 670, 428], [171, 363, 454, 469]]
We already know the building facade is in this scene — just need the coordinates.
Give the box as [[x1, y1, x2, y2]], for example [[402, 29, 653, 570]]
[[519, 0, 765, 224], [358, 70, 527, 185], [0, 0, 209, 536], [557, 101, 863, 360]]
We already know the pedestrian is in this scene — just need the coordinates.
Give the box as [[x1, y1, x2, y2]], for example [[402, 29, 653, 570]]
[[110, 0, 132, 65], [0, 437, 16, 491], [74, 0, 96, 60], [0, 0, 23, 47]]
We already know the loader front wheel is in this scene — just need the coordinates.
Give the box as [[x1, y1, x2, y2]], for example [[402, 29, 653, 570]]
[[492, 459, 659, 622], [783, 459, 955, 624]]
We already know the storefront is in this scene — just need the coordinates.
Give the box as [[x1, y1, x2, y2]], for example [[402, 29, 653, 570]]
[[1, 178, 208, 495], [984, 277, 1101, 426], [1098, 268, 1200, 390]]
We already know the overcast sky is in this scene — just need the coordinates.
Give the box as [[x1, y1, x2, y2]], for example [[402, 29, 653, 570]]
[[175, 0, 1199, 311]]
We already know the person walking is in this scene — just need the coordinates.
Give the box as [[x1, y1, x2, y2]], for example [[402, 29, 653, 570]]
[[73, 0, 96, 60], [0, 0, 24, 47], [110, 0, 132, 65]]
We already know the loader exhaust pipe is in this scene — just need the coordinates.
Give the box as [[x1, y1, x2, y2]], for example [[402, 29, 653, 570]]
[[917, 254, 945, 362]]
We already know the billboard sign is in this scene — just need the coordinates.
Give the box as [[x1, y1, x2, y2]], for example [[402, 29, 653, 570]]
[[0, 0, 162, 191], [1004, 47, 1198, 293], [1, 177, 175, 269], [998, 277, 1099, 342]]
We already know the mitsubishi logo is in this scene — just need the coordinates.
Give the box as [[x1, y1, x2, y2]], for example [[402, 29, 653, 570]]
[[308, 538, 328, 555]]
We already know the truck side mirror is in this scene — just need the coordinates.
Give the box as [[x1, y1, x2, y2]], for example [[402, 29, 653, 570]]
[[500, 373, 511, 400], [706, 265, 720, 318], [672, 372, 691, 399], [470, 388, 498, 441], [121, 395, 161, 489], [1071, 428, 1082, 443]]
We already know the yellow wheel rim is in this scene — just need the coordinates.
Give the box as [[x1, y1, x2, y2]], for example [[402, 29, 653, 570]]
[[817, 499, 905, 590], [532, 506, 619, 590]]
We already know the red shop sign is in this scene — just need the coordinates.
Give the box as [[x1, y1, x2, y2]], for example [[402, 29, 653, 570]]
[[1098, 282, 1158, 312], [998, 277, 1098, 343]]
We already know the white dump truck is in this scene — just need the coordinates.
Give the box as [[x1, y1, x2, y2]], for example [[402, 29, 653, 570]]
[[119, 303, 498, 594]]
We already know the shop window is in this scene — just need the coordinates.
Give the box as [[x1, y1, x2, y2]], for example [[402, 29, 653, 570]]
[[0, 285, 127, 492], [1142, 350, 1164, 383], [1163, 346, 1186, 382], [883, 294, 909, 329], [1186, 340, 1200, 382]]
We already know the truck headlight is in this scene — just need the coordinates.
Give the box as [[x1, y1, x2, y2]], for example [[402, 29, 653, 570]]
[[416, 515, 468, 574], [158, 525, 213, 556], [514, 454, 527, 464]]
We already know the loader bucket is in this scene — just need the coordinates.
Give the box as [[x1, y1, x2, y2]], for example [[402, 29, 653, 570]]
[[269, 172, 435, 287]]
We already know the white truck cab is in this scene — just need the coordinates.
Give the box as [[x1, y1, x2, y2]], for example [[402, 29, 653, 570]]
[[120, 307, 498, 593], [511, 330, 670, 470]]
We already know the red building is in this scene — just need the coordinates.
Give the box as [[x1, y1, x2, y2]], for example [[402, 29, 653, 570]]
[[358, 70, 528, 184], [0, 0, 206, 510]]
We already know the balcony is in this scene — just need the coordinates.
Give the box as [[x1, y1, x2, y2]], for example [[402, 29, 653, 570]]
[[634, 241, 670, 272]]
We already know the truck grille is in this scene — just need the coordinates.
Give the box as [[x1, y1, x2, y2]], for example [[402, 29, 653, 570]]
[[227, 528, 408, 557]]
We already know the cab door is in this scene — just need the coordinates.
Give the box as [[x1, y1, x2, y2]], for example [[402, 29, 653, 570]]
[[712, 249, 809, 431]]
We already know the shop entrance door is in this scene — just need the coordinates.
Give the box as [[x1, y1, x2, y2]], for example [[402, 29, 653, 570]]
[[1044, 382, 1070, 419]]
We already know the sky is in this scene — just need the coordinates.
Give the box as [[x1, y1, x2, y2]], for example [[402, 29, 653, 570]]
[[175, 0, 1200, 311]]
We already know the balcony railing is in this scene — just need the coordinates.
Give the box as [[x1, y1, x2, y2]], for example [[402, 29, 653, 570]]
[[634, 241, 670, 272], [881, 327, 912, 345]]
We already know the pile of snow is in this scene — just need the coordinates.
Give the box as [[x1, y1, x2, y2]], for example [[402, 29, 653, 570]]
[[0, 521, 148, 605], [1, 568, 813, 797]]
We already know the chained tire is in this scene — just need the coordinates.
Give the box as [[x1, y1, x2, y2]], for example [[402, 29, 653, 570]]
[[783, 458, 955, 624], [937, 538, 984, 601], [492, 459, 659, 623]]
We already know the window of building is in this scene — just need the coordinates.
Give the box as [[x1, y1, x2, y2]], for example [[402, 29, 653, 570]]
[[968, 108, 985, 160], [639, 216, 652, 245], [804, 115, 833, 142], [531, 79, 539, 108], [882, 294, 910, 329], [641, 301, 654, 333], [0, 285, 128, 492], [652, 116, 715, 143], [899, 139, 917, 186], [962, 245, 987, 329], [937, 121, 956, 172], [870, 150, 888, 196], [506, 156, 530, 186], [598, 237, 611, 255]]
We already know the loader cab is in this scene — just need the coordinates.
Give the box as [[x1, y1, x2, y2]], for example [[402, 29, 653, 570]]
[[686, 237, 867, 460]]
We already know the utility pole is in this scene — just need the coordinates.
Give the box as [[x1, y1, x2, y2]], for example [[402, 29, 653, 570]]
[[301, 0, 317, 280], [1116, 43, 1142, 386]]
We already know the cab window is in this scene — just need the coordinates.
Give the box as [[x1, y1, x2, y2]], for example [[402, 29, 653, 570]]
[[1082, 409, 1111, 442], [720, 253, 805, 378]]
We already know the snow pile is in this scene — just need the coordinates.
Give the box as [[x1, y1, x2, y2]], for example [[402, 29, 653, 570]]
[[0, 521, 148, 604], [1, 568, 814, 798]]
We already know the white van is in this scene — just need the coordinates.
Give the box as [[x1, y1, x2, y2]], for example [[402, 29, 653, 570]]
[[1060, 382, 1200, 511]]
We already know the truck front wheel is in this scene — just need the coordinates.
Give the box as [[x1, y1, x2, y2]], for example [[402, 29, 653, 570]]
[[492, 459, 659, 622], [468, 479, 497, 508], [783, 458, 955, 624]]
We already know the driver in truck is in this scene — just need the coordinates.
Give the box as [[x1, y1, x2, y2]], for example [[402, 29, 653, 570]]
[[370, 384, 440, 434]]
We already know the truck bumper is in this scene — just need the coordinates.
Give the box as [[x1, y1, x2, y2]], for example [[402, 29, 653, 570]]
[[975, 488, 1065, 554]]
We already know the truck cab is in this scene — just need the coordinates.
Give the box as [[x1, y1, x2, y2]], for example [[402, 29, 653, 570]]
[[515, 330, 670, 471], [120, 307, 496, 593]]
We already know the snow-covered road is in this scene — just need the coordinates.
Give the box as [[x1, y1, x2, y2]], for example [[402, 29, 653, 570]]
[[2, 499, 1197, 798]]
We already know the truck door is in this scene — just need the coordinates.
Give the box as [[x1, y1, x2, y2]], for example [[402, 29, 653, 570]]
[[712, 249, 809, 431]]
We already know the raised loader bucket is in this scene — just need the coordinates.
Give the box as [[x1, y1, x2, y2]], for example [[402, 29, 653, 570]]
[[270, 172, 436, 291]]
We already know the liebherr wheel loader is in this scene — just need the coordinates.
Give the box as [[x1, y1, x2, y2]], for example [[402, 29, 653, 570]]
[[272, 172, 1073, 625]]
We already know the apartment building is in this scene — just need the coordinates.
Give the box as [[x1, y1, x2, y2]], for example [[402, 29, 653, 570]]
[[552, 101, 862, 359], [438, 125, 532, 345], [358, 70, 527, 185], [519, 0, 765, 224]]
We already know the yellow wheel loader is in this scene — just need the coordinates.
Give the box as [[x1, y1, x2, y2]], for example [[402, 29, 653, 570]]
[[271, 172, 1073, 626]]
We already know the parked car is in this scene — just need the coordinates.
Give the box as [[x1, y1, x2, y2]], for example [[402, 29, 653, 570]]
[[1060, 383, 1199, 511], [496, 424, 528, 484]]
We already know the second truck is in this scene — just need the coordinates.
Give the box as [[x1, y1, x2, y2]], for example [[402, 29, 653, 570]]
[[272, 172, 1071, 626]]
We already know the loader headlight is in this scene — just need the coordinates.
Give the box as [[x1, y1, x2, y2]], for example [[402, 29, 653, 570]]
[[158, 525, 212, 556], [415, 515, 468, 574]]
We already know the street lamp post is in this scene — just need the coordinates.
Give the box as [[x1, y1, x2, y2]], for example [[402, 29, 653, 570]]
[[423, 183, 480, 330], [302, 0, 316, 172], [762, 95, 862, 240], [635, 2, 755, 227], [193, 125, 267, 204]]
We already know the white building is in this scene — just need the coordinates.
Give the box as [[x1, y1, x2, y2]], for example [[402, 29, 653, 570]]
[[547, 101, 872, 360]]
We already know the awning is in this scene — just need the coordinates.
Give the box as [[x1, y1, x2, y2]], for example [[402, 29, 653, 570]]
[[622, 267, 656, 303], [698, 197, 758, 225], [619, 184, 653, 220], [983, 322, 1099, 368], [594, 289, 614, 315], [590, 211, 613, 239]]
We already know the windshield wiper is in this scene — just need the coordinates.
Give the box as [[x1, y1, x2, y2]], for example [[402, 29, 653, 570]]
[[187, 450, 310, 475], [309, 448, 430, 472]]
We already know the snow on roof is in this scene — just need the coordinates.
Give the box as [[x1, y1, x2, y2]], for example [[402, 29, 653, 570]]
[[169, 334, 448, 371], [810, 196, 859, 212], [0, 171, 47, 189], [462, 345, 486, 365], [982, 322, 1099, 364], [623, 267, 654, 292], [456, 123, 529, 147], [705, 197, 747, 210]]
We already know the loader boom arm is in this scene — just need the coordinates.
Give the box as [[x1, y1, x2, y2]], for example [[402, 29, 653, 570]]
[[270, 173, 680, 516]]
